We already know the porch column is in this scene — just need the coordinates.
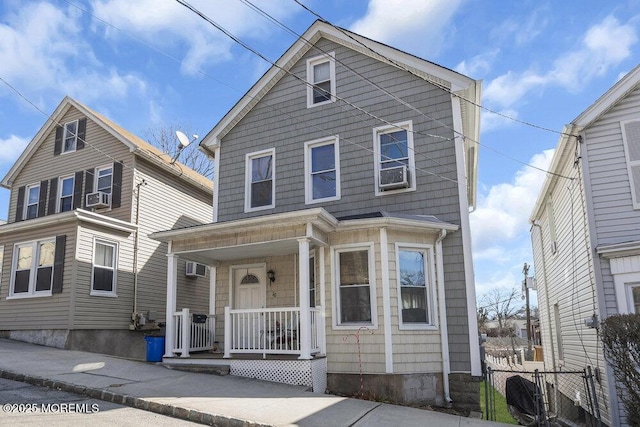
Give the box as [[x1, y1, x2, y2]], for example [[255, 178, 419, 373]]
[[298, 238, 312, 359], [164, 253, 178, 358]]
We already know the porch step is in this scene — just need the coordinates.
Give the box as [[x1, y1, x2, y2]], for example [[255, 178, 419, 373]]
[[163, 363, 230, 376]]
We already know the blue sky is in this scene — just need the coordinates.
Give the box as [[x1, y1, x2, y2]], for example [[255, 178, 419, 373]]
[[1, 0, 639, 305]]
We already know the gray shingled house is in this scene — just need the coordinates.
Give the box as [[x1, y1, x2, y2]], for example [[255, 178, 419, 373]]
[[151, 21, 482, 409]]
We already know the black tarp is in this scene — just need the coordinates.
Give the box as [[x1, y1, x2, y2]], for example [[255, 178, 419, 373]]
[[505, 375, 545, 417]]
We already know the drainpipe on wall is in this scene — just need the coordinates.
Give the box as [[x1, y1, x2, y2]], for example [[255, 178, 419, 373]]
[[436, 229, 452, 404], [132, 179, 147, 320]]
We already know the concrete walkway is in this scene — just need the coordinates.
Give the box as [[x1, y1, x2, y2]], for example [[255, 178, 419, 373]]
[[0, 339, 511, 426]]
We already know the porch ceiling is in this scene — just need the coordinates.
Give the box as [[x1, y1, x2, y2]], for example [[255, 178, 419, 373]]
[[177, 238, 304, 264]]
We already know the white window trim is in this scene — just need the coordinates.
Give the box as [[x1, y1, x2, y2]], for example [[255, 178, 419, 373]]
[[395, 243, 437, 330], [92, 164, 113, 209], [57, 175, 75, 213], [612, 270, 640, 314], [7, 238, 55, 299], [620, 119, 640, 209], [331, 242, 378, 330], [61, 119, 79, 154], [304, 136, 341, 204], [244, 148, 276, 213], [306, 52, 336, 108], [24, 183, 40, 220], [373, 120, 416, 196], [90, 238, 118, 297]]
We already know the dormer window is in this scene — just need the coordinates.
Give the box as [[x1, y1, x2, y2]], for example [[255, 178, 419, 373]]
[[62, 120, 78, 153], [306, 53, 336, 108]]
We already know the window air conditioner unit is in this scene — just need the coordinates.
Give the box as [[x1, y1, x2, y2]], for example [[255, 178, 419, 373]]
[[86, 191, 110, 208], [185, 261, 207, 278], [379, 165, 409, 190]]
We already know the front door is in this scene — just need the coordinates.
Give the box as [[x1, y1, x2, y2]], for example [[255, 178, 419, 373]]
[[232, 265, 266, 349]]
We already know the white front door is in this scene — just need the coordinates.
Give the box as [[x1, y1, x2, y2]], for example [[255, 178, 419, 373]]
[[232, 266, 266, 349]]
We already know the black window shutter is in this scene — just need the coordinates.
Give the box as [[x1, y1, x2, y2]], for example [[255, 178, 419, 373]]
[[76, 118, 86, 150], [15, 186, 25, 222], [84, 169, 94, 209], [47, 177, 58, 215], [54, 126, 63, 156], [111, 161, 123, 208], [52, 235, 66, 294], [73, 171, 84, 209], [37, 180, 48, 218]]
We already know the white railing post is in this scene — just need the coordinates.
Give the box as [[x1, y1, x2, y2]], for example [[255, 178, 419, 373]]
[[298, 238, 311, 360], [318, 305, 326, 355], [164, 253, 178, 358], [224, 306, 231, 358], [180, 308, 190, 358]]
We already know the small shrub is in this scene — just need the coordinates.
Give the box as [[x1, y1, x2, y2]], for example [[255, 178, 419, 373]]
[[600, 314, 640, 426]]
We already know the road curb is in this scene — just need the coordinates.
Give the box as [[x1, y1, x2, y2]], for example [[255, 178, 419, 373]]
[[0, 368, 270, 426]]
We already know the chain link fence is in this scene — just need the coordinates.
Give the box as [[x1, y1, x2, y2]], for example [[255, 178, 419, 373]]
[[485, 367, 602, 426]]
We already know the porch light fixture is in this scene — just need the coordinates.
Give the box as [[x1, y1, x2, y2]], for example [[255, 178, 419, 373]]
[[267, 269, 276, 284]]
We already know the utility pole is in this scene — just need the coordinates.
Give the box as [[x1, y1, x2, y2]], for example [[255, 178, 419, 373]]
[[523, 263, 532, 356]]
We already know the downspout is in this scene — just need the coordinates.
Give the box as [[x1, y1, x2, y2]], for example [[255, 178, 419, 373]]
[[436, 229, 452, 404], [132, 179, 147, 316]]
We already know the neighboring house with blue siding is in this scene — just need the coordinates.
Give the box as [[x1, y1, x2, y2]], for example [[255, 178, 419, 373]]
[[152, 21, 481, 410], [0, 97, 213, 361], [530, 65, 640, 426]]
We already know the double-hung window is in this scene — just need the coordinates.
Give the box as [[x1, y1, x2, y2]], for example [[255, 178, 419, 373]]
[[396, 245, 434, 327], [58, 176, 75, 213], [96, 165, 113, 195], [373, 121, 416, 195], [245, 149, 275, 212], [305, 136, 340, 203], [306, 53, 336, 107], [62, 120, 78, 153], [335, 245, 375, 326], [92, 240, 117, 296], [10, 239, 55, 297], [24, 184, 40, 220], [621, 119, 640, 209]]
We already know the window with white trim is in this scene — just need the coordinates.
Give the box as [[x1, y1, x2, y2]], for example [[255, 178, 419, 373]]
[[305, 136, 340, 203], [309, 252, 316, 308], [306, 53, 335, 107], [373, 121, 416, 195], [547, 201, 558, 255], [24, 184, 40, 220], [10, 239, 55, 297], [621, 119, 640, 209], [58, 175, 74, 213], [245, 149, 275, 212], [625, 283, 640, 313], [553, 303, 564, 361], [62, 120, 78, 153], [397, 246, 434, 326], [91, 240, 117, 296], [96, 165, 113, 195], [336, 247, 373, 325]]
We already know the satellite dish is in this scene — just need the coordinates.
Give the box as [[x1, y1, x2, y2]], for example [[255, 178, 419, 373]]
[[176, 131, 191, 148]]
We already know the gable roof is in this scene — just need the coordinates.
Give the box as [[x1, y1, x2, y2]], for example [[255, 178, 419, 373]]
[[530, 65, 640, 221], [199, 20, 480, 207], [2, 96, 212, 194]]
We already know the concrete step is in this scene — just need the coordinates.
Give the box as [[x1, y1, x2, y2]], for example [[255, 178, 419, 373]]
[[162, 363, 230, 376]]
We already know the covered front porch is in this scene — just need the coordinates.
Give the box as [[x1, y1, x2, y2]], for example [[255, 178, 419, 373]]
[[151, 209, 338, 367]]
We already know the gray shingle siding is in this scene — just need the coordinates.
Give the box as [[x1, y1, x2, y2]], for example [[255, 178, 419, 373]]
[[216, 38, 471, 371]]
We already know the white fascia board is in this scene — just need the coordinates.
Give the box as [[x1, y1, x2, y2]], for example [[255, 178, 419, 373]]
[[0, 209, 136, 236], [336, 217, 459, 233]]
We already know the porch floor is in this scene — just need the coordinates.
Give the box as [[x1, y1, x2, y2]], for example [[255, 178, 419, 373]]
[[166, 351, 323, 362]]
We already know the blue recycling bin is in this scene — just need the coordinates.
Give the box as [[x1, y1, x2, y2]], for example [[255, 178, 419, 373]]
[[144, 336, 165, 362]]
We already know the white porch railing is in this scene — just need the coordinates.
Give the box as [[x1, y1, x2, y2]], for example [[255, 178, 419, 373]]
[[172, 308, 216, 357], [223, 306, 324, 357]]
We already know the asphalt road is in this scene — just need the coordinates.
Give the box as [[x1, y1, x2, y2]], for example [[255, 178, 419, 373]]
[[0, 377, 199, 426]]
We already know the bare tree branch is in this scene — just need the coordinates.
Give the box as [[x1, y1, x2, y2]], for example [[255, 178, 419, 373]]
[[143, 124, 213, 177]]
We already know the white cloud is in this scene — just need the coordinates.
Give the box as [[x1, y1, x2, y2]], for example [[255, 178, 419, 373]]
[[91, 0, 299, 75], [455, 49, 499, 77], [490, 10, 549, 47], [471, 149, 554, 255], [350, 0, 463, 57], [483, 15, 637, 109], [0, 2, 146, 103], [480, 108, 519, 133], [0, 135, 30, 162]]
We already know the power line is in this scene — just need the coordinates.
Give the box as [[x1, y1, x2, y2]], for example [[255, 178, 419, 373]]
[[290, 0, 578, 180]]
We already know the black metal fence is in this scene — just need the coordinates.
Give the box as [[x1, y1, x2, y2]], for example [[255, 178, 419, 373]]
[[485, 367, 602, 426]]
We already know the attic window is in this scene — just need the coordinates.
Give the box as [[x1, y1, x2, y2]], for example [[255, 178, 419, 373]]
[[63, 120, 78, 153], [306, 53, 336, 108]]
